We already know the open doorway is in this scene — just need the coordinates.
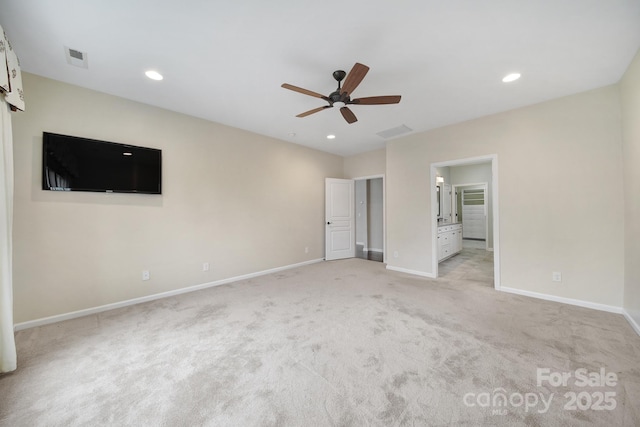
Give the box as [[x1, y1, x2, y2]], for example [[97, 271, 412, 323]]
[[431, 156, 500, 289], [354, 176, 384, 263]]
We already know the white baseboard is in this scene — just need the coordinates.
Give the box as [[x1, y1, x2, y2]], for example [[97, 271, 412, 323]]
[[622, 309, 640, 336], [14, 258, 324, 331], [499, 286, 623, 314], [386, 265, 436, 279]]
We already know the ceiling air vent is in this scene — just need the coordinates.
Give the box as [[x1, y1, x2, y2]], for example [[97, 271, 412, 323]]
[[69, 49, 83, 60], [64, 46, 89, 69], [376, 124, 413, 139]]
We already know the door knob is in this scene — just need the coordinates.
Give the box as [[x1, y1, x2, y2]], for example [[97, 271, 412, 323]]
[[327, 222, 332, 225]]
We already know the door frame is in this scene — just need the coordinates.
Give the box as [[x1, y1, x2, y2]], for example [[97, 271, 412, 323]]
[[452, 182, 489, 251], [430, 155, 500, 290], [353, 174, 386, 264]]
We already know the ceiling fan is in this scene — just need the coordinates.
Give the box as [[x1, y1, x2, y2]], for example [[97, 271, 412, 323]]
[[281, 62, 401, 124]]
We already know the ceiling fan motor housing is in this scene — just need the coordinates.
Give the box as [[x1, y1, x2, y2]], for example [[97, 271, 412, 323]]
[[329, 90, 349, 104]]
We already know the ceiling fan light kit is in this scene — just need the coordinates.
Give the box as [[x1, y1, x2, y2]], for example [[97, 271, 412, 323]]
[[282, 62, 401, 124]]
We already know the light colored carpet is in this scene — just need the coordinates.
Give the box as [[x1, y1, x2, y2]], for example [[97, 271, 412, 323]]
[[1, 255, 639, 426]]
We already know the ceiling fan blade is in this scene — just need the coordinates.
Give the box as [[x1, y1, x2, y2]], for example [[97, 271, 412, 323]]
[[282, 83, 328, 100], [296, 105, 332, 118], [340, 106, 358, 124], [340, 63, 369, 97], [350, 95, 401, 105]]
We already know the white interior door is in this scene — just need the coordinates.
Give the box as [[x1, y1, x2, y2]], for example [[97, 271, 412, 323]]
[[325, 178, 355, 261]]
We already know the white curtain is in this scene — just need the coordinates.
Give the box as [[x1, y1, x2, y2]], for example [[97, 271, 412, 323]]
[[0, 22, 24, 374], [0, 98, 16, 373]]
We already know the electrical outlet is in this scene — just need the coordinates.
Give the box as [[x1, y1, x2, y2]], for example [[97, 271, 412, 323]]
[[142, 270, 150, 281], [203, 262, 210, 272], [552, 272, 562, 282], [394, 251, 399, 258], [305, 247, 309, 254]]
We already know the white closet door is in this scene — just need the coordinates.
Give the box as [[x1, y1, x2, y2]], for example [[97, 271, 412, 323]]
[[462, 189, 486, 239]]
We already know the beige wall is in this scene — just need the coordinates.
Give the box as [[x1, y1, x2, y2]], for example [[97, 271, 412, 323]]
[[344, 148, 385, 178], [12, 70, 634, 323], [620, 49, 640, 327], [386, 85, 624, 307], [12, 73, 343, 323]]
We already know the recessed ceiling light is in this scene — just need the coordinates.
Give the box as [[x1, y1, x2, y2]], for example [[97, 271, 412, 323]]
[[145, 70, 163, 81], [288, 132, 296, 137], [502, 73, 521, 83], [326, 134, 336, 140], [122, 152, 133, 156]]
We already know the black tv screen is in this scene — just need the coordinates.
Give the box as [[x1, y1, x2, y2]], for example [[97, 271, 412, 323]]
[[42, 132, 162, 194]]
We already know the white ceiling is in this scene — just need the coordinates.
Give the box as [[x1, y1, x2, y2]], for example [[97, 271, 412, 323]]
[[1, 1, 639, 156]]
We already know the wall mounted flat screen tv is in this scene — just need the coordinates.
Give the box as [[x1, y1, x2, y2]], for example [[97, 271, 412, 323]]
[[42, 132, 162, 194]]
